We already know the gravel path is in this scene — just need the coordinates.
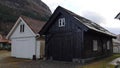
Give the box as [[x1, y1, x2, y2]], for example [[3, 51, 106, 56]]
[[0, 60, 82, 68], [0, 50, 82, 68]]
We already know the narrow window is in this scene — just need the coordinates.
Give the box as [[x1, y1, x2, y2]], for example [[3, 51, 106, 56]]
[[20, 24, 24, 32], [103, 43, 106, 49], [22, 24, 24, 32], [93, 40, 98, 51], [107, 41, 110, 49], [58, 18, 65, 27], [20, 24, 22, 32]]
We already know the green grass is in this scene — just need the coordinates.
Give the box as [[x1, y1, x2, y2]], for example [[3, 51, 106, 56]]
[[81, 54, 120, 68]]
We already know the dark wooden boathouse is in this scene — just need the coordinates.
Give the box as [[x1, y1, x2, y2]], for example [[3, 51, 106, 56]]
[[39, 6, 116, 63]]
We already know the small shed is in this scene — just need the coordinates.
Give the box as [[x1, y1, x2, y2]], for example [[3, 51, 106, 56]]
[[7, 16, 45, 59], [0, 34, 10, 50], [39, 6, 116, 63], [113, 39, 120, 53]]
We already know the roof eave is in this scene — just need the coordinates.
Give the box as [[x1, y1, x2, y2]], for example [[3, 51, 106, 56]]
[[6, 17, 22, 39], [89, 29, 116, 38]]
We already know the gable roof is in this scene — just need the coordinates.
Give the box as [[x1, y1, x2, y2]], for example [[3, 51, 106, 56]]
[[65, 8, 116, 38], [39, 6, 116, 38], [7, 16, 46, 39], [115, 12, 120, 20], [0, 34, 10, 43], [21, 16, 46, 34]]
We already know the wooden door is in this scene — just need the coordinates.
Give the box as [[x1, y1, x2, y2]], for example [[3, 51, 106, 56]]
[[47, 33, 74, 61]]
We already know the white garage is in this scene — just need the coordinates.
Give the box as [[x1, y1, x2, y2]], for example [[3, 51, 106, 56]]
[[6, 16, 45, 59]]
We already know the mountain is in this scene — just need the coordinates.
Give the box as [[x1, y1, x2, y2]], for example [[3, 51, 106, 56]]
[[0, 0, 52, 35]]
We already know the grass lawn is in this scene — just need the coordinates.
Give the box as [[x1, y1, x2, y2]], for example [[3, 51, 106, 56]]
[[81, 54, 120, 68]]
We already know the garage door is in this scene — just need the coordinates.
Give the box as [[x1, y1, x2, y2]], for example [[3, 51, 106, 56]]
[[12, 37, 35, 59]]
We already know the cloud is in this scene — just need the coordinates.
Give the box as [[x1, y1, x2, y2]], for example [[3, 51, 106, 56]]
[[105, 27, 120, 35], [100, 19, 120, 35], [41, 0, 120, 34], [81, 11, 106, 24], [41, 0, 64, 12], [100, 19, 120, 28]]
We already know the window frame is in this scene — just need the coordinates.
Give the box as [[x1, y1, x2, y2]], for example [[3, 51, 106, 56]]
[[20, 24, 24, 33], [93, 40, 98, 51], [58, 18, 65, 27], [107, 41, 110, 50]]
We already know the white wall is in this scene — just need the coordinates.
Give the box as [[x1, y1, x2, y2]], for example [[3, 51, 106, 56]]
[[40, 39, 45, 58], [10, 19, 35, 39], [36, 40, 40, 58], [113, 46, 120, 53], [10, 18, 42, 59], [11, 37, 36, 59]]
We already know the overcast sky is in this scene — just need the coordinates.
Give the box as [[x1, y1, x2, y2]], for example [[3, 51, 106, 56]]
[[42, 0, 120, 35]]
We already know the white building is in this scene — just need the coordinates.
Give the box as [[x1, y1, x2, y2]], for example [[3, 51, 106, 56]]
[[113, 39, 120, 53], [6, 16, 45, 59]]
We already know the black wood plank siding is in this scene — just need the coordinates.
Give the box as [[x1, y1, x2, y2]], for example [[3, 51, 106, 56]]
[[44, 13, 84, 61], [83, 31, 113, 59]]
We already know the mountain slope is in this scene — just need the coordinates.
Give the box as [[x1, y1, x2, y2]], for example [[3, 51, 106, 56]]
[[0, 0, 52, 35]]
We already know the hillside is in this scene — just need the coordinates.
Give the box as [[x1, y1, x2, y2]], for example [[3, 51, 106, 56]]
[[0, 0, 52, 35]]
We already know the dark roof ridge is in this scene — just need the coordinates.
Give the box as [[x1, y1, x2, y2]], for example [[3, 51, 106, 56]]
[[58, 6, 116, 37], [20, 15, 46, 34]]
